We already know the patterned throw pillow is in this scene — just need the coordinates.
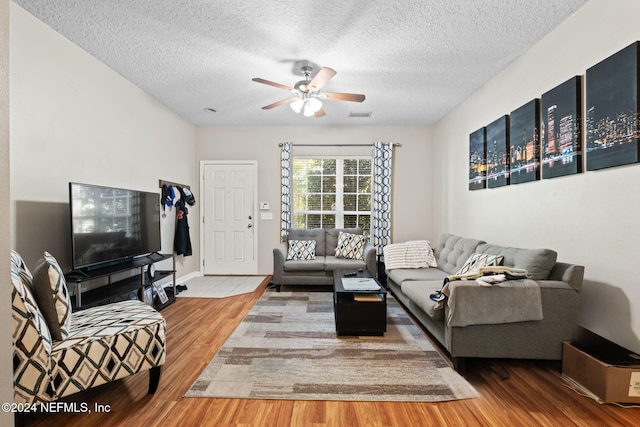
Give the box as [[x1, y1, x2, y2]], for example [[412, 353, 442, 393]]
[[287, 240, 317, 260], [335, 231, 365, 260], [11, 249, 34, 285], [32, 252, 73, 341], [455, 253, 504, 276], [11, 250, 53, 348]]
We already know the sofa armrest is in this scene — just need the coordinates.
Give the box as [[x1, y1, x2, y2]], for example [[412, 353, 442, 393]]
[[363, 243, 377, 276], [272, 243, 288, 285], [548, 262, 584, 291]]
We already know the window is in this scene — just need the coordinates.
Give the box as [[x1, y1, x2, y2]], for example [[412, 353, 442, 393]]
[[292, 157, 371, 233]]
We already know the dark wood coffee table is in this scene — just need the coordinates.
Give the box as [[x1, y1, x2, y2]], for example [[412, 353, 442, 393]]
[[333, 269, 387, 336]]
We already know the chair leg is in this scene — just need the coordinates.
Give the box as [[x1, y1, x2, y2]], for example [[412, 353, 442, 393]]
[[148, 365, 162, 394]]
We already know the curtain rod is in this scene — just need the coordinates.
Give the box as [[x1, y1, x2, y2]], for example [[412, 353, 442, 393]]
[[278, 143, 401, 147]]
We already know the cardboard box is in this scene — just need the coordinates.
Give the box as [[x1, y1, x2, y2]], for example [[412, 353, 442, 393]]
[[562, 341, 640, 404]]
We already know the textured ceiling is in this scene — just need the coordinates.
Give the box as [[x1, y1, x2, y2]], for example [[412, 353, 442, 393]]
[[14, 0, 588, 126]]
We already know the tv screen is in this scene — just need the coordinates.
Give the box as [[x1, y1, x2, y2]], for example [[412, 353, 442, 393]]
[[69, 182, 161, 271]]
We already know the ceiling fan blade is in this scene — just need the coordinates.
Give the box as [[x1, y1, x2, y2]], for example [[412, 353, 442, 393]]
[[262, 97, 297, 110], [252, 77, 295, 92], [307, 67, 336, 92], [314, 108, 326, 118], [322, 92, 366, 102]]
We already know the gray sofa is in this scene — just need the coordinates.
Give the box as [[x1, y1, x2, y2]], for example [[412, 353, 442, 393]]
[[273, 227, 377, 291], [386, 233, 584, 373]]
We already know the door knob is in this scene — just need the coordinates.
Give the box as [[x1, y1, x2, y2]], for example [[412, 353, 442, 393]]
[[247, 223, 253, 229]]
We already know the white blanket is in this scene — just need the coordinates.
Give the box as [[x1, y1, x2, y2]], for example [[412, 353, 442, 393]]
[[383, 241, 438, 270]]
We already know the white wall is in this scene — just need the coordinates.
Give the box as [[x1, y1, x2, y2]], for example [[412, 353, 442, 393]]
[[196, 126, 433, 274], [10, 4, 198, 277], [1, 0, 15, 425], [434, 0, 640, 354]]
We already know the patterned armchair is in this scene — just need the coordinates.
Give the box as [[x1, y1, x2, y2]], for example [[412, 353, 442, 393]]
[[11, 251, 166, 404]]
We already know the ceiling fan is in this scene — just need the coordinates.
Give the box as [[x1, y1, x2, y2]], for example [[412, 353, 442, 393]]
[[252, 66, 366, 117]]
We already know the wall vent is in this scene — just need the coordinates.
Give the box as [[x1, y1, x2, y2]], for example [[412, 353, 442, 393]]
[[349, 111, 373, 118]]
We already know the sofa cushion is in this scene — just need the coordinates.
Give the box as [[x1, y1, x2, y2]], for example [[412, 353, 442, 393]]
[[455, 253, 504, 275], [434, 234, 485, 275], [326, 228, 362, 254], [283, 256, 326, 272], [335, 231, 365, 260], [32, 252, 73, 341], [324, 255, 367, 271], [400, 280, 445, 320], [288, 229, 326, 256], [387, 267, 448, 285], [287, 240, 317, 260], [476, 243, 557, 280]]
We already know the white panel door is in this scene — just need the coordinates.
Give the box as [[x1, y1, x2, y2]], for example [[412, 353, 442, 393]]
[[203, 162, 256, 274]]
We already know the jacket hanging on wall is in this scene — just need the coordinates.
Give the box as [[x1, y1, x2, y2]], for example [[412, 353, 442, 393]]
[[174, 186, 196, 256]]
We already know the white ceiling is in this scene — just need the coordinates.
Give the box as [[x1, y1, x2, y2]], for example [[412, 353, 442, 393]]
[[14, 0, 588, 126]]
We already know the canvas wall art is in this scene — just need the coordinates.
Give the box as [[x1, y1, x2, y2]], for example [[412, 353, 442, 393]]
[[469, 127, 487, 190], [586, 41, 640, 170], [509, 99, 540, 184], [541, 76, 582, 179], [486, 115, 510, 188]]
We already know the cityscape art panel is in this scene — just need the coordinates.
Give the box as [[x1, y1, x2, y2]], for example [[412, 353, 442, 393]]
[[469, 127, 487, 190], [510, 99, 540, 184], [541, 76, 582, 179], [486, 115, 510, 188], [586, 41, 640, 171]]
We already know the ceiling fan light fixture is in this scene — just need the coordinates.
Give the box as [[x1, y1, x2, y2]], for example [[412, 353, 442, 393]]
[[303, 98, 322, 117], [303, 102, 315, 117], [290, 98, 304, 114], [309, 97, 322, 112]]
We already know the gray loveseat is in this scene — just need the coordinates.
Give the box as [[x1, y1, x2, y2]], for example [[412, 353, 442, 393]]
[[272, 227, 377, 291], [386, 233, 584, 373]]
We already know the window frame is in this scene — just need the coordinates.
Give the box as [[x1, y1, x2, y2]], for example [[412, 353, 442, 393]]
[[292, 155, 372, 232]]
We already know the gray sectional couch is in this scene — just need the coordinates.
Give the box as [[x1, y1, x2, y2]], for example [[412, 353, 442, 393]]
[[272, 227, 377, 291], [386, 233, 584, 372]]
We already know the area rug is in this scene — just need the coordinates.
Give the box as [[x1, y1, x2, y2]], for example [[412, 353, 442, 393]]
[[177, 276, 266, 298], [185, 290, 478, 402]]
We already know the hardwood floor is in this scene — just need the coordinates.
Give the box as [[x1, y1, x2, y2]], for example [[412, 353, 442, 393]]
[[18, 279, 640, 427]]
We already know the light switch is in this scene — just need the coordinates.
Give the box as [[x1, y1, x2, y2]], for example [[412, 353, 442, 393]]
[[260, 212, 273, 220], [260, 202, 270, 210]]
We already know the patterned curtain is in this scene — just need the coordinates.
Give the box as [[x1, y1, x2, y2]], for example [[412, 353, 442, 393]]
[[371, 142, 393, 254], [280, 142, 293, 241]]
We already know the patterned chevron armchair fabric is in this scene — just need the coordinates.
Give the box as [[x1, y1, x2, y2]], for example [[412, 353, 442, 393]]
[[11, 251, 166, 404]]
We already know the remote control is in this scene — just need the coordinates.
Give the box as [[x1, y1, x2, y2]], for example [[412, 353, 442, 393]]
[[343, 271, 357, 277]]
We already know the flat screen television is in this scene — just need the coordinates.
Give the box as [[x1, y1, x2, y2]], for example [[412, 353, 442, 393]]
[[69, 182, 162, 271]]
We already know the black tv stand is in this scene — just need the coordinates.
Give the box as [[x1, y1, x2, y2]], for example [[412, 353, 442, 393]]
[[65, 253, 176, 311], [148, 252, 164, 261], [66, 269, 90, 280]]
